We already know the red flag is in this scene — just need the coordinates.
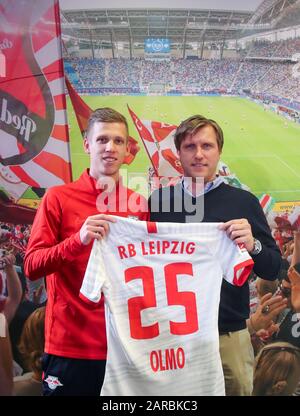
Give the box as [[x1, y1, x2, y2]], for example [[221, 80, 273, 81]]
[[0, 0, 72, 196], [161, 149, 183, 175], [65, 76, 91, 134], [127, 105, 155, 143], [151, 121, 177, 142], [124, 136, 140, 165], [127, 105, 181, 177], [66, 78, 139, 165]]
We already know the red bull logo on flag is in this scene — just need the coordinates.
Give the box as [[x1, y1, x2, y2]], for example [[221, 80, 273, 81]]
[[0, 0, 72, 201]]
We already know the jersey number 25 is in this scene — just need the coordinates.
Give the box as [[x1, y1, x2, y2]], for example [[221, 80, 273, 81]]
[[125, 262, 199, 339]]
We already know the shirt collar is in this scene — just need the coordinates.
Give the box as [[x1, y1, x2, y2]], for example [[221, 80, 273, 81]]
[[182, 175, 224, 197], [81, 169, 123, 194]]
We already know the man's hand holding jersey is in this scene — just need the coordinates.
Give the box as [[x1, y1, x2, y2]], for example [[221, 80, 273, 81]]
[[80, 214, 116, 245], [219, 219, 255, 253]]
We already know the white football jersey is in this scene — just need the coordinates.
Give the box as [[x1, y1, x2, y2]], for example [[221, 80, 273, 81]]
[[80, 217, 253, 396]]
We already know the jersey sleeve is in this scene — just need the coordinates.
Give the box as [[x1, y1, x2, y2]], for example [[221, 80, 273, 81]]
[[247, 195, 281, 280], [79, 239, 107, 305], [216, 231, 254, 287]]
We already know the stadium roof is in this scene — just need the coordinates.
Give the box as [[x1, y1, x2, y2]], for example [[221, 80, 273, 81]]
[[60, 0, 300, 53], [59, 1, 262, 12]]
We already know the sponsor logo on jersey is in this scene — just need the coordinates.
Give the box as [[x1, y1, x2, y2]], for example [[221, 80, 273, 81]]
[[44, 375, 63, 390]]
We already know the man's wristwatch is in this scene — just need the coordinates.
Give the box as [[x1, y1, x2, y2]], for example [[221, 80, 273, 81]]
[[249, 238, 262, 255]]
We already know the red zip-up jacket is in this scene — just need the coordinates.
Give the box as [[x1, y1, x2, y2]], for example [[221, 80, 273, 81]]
[[24, 170, 149, 359]]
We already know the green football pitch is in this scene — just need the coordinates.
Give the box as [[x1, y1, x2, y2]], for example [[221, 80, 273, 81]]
[[67, 95, 300, 203]]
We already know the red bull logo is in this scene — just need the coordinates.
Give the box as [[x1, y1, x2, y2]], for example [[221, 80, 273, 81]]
[[44, 375, 63, 390]]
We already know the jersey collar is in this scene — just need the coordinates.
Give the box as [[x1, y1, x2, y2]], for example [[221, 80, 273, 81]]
[[81, 169, 123, 194]]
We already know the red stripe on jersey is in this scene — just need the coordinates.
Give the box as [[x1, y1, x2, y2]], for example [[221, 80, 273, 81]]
[[147, 221, 158, 234], [79, 292, 100, 306], [233, 259, 254, 287], [9, 166, 40, 187]]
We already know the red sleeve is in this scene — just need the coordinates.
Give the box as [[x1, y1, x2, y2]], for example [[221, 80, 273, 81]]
[[232, 259, 254, 287], [24, 188, 84, 280], [79, 292, 100, 307]]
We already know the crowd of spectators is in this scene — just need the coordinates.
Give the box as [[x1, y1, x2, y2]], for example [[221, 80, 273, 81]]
[[234, 61, 272, 91], [107, 59, 141, 88], [64, 38, 300, 103], [173, 59, 240, 91], [0, 223, 31, 264], [0, 221, 46, 395], [140, 60, 172, 86], [256, 64, 300, 101], [1, 202, 300, 396], [246, 38, 300, 59], [66, 57, 105, 89]]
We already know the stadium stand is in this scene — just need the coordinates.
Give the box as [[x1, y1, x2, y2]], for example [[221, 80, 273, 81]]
[[64, 45, 300, 104]]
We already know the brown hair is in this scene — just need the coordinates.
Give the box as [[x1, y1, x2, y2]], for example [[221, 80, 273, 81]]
[[18, 306, 45, 376], [174, 115, 224, 151], [253, 342, 300, 396], [85, 107, 129, 139]]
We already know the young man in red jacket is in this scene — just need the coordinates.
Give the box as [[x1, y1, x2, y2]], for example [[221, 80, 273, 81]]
[[24, 108, 149, 396]]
